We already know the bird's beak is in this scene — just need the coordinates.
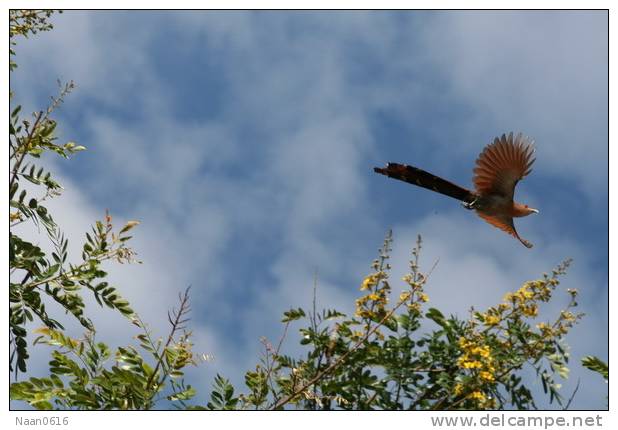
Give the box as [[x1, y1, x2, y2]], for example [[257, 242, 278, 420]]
[[530, 208, 539, 214]]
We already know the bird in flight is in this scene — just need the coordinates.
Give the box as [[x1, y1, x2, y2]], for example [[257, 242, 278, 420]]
[[374, 132, 538, 248]]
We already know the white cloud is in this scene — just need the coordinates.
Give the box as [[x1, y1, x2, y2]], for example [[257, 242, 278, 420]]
[[417, 11, 608, 198]]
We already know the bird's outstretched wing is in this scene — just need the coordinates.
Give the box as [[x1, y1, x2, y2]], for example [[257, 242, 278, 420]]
[[476, 212, 533, 248], [473, 132, 535, 199], [374, 163, 475, 203]]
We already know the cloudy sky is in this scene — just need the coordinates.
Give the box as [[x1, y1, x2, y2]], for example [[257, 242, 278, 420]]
[[11, 10, 607, 409]]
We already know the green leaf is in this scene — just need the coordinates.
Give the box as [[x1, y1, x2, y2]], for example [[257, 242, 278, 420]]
[[43, 263, 61, 278], [282, 307, 306, 323], [425, 307, 447, 328], [28, 148, 44, 156], [119, 220, 140, 234], [35, 205, 47, 216], [168, 385, 196, 401], [208, 374, 238, 410], [582, 356, 608, 380], [9, 182, 19, 199], [322, 309, 345, 321]]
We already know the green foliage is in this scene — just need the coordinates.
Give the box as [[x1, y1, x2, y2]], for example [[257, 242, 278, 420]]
[[10, 290, 198, 410], [8, 9, 138, 377], [9, 10, 58, 73], [207, 374, 239, 410], [10, 10, 199, 411], [9, 208, 140, 375], [209, 233, 583, 410], [282, 308, 306, 323], [582, 356, 608, 381]]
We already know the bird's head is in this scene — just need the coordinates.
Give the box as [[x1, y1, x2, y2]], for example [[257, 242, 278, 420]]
[[513, 203, 539, 217]]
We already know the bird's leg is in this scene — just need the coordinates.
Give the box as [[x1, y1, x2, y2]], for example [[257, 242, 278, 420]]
[[461, 197, 478, 210]]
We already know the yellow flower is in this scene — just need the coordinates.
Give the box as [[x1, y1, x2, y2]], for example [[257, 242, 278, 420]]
[[453, 383, 464, 396], [503, 292, 515, 303], [407, 303, 421, 313], [418, 293, 429, 303], [470, 345, 491, 359], [467, 361, 483, 369], [479, 371, 495, 382], [470, 390, 486, 402], [480, 347, 491, 359], [484, 315, 501, 326], [522, 304, 538, 317], [561, 310, 576, 321], [399, 291, 412, 302], [458, 358, 483, 369], [497, 303, 511, 312], [517, 286, 534, 300], [360, 274, 377, 291]]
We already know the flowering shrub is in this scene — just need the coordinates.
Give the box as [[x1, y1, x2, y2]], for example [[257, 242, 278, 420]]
[[207, 233, 583, 410]]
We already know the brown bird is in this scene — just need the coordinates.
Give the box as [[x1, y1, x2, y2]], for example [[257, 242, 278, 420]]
[[374, 132, 538, 248]]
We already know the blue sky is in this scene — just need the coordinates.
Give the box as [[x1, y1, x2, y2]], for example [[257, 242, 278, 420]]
[[11, 10, 607, 409]]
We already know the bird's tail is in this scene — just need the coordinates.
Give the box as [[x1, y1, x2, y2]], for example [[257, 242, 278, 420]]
[[374, 163, 476, 203]]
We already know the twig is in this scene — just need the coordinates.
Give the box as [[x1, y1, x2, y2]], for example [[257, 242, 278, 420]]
[[271, 307, 396, 409], [563, 378, 580, 410], [9, 111, 42, 190], [144, 287, 192, 398], [366, 390, 379, 408], [271, 258, 439, 410], [311, 269, 318, 332], [262, 319, 292, 404]]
